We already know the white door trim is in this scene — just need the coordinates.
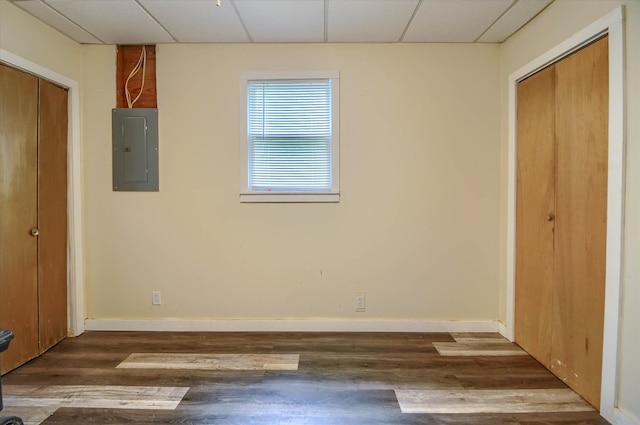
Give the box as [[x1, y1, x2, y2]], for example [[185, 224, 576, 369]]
[[0, 49, 85, 337], [505, 7, 625, 422]]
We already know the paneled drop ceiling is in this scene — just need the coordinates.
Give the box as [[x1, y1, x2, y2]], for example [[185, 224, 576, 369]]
[[9, 0, 553, 45]]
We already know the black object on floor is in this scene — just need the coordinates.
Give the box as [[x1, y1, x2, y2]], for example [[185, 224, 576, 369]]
[[0, 330, 23, 425]]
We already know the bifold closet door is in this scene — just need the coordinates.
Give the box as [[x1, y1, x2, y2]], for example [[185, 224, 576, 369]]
[[552, 36, 608, 408], [515, 36, 608, 409], [515, 64, 556, 369], [0, 65, 68, 374], [38, 80, 68, 353], [0, 64, 40, 373]]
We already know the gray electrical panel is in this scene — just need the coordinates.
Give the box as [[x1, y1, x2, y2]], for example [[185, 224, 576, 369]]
[[112, 108, 159, 191]]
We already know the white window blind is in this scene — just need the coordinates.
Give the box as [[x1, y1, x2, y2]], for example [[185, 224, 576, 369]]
[[247, 79, 332, 192]]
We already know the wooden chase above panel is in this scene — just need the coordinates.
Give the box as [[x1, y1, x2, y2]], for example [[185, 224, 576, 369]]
[[116, 45, 157, 109]]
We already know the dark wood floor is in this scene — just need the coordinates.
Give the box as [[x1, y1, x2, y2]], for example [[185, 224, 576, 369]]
[[0, 331, 610, 424]]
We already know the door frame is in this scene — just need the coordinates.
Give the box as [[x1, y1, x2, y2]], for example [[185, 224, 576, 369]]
[[0, 49, 85, 337], [505, 7, 625, 422]]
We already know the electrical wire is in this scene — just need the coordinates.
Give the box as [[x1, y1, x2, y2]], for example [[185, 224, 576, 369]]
[[124, 46, 147, 108]]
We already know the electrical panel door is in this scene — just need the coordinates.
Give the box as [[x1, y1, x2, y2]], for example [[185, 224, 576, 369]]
[[112, 108, 159, 191]]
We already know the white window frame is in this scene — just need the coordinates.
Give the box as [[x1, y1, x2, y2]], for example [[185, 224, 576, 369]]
[[239, 71, 340, 203]]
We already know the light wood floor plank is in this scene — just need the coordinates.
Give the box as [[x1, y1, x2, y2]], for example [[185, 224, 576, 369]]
[[450, 332, 508, 342], [451, 333, 511, 344], [2, 385, 188, 410], [395, 388, 595, 414], [0, 406, 57, 425], [433, 341, 528, 356], [117, 353, 300, 370]]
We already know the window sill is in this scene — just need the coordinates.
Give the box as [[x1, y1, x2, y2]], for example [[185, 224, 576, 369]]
[[240, 193, 340, 203]]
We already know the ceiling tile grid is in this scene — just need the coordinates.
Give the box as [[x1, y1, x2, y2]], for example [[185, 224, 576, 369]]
[[45, 0, 175, 44], [477, 0, 553, 42], [9, 0, 553, 45], [403, 0, 514, 42], [11, 0, 102, 43], [139, 0, 249, 43]]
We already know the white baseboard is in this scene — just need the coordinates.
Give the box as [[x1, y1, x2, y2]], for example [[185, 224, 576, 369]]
[[84, 319, 501, 333], [615, 408, 640, 425], [497, 321, 509, 340]]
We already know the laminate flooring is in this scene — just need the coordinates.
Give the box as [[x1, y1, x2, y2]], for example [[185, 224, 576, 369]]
[[0, 331, 610, 425]]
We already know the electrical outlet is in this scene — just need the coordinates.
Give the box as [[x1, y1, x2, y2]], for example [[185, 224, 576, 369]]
[[355, 292, 366, 312], [152, 291, 161, 305]]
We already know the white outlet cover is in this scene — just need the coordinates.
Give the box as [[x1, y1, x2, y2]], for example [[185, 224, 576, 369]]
[[355, 293, 366, 311], [152, 291, 161, 305]]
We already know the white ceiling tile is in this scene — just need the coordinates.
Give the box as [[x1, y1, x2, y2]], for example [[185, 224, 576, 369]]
[[328, 0, 419, 42], [234, 0, 325, 42], [44, 0, 174, 44], [139, 0, 249, 43], [11, 0, 102, 43], [403, 0, 513, 42], [478, 0, 552, 42]]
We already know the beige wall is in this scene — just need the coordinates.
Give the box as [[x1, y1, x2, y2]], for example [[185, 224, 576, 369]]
[[0, 0, 82, 81], [499, 0, 640, 421], [82, 43, 502, 323]]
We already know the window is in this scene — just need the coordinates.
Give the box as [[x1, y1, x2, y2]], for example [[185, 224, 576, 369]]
[[240, 71, 339, 202]]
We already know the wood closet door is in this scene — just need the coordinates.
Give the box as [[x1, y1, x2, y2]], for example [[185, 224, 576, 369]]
[[515, 36, 608, 409], [0, 64, 40, 373], [515, 64, 556, 368], [0, 66, 68, 374], [552, 36, 608, 408], [38, 80, 69, 353]]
